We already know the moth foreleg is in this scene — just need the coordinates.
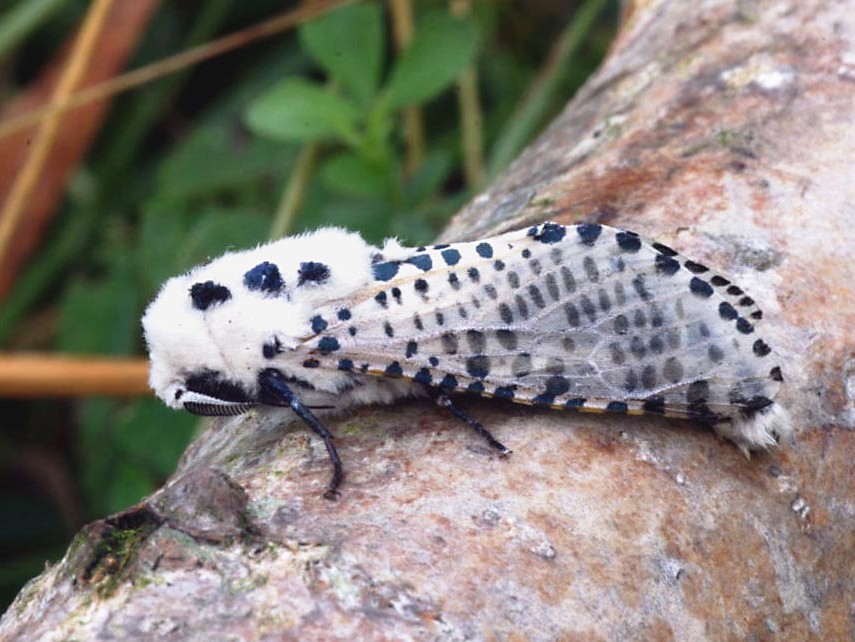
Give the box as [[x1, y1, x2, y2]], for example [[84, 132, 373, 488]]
[[429, 390, 512, 456], [258, 368, 344, 499]]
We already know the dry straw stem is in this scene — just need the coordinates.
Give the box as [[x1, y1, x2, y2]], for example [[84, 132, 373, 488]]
[[389, 0, 424, 175], [0, 354, 150, 397], [0, 0, 354, 144], [0, 0, 116, 269]]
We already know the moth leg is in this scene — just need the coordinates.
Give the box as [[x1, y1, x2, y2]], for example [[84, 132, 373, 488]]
[[258, 369, 344, 499], [431, 391, 512, 455]]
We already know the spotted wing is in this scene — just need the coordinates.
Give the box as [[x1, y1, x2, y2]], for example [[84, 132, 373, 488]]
[[303, 222, 782, 422]]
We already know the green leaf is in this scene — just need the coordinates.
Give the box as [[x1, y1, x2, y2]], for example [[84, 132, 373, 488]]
[[403, 149, 453, 206], [113, 399, 196, 478], [138, 201, 187, 293], [320, 152, 389, 199], [58, 269, 139, 355], [245, 78, 360, 143], [292, 188, 394, 244], [299, 3, 384, 107], [0, 0, 68, 60], [155, 124, 294, 203], [179, 206, 270, 267], [105, 463, 155, 514], [385, 12, 480, 109]]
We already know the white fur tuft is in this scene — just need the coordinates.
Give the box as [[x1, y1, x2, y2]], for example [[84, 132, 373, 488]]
[[714, 403, 794, 457]]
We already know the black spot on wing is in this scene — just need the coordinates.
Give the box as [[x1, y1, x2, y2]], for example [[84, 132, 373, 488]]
[[583, 256, 599, 282], [753, 339, 771, 357], [652, 243, 677, 256], [439, 374, 458, 390], [466, 355, 491, 378], [616, 230, 641, 252], [684, 261, 708, 274], [498, 303, 514, 324], [662, 357, 684, 383], [632, 275, 652, 301], [738, 396, 774, 413], [440, 248, 462, 266], [736, 318, 754, 334], [719, 302, 738, 320], [405, 341, 418, 358], [496, 329, 518, 350], [687, 380, 710, 404], [655, 254, 681, 275], [467, 330, 486, 353], [441, 332, 459, 354], [708, 344, 724, 363], [476, 242, 493, 258], [406, 254, 433, 271], [317, 337, 340, 354], [494, 385, 516, 399], [530, 222, 566, 244], [641, 365, 657, 389], [310, 315, 328, 334], [414, 368, 432, 385], [606, 401, 628, 413], [576, 223, 602, 246], [372, 261, 400, 282], [545, 273, 560, 301], [642, 396, 666, 414], [689, 277, 714, 298]]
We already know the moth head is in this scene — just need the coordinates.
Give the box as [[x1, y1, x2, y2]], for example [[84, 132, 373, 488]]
[[142, 256, 303, 415], [143, 227, 377, 414]]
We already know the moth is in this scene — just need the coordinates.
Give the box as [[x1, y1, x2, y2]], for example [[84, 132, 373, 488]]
[[143, 222, 791, 497]]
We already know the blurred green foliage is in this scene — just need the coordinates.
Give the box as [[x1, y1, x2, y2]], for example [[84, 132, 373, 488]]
[[0, 0, 616, 610]]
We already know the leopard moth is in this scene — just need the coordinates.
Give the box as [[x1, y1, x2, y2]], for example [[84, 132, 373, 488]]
[[143, 222, 791, 497]]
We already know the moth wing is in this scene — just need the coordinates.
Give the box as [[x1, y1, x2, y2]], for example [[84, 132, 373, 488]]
[[305, 223, 781, 421]]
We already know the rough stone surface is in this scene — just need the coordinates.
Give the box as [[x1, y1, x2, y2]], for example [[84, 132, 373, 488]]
[[3, 0, 855, 640]]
